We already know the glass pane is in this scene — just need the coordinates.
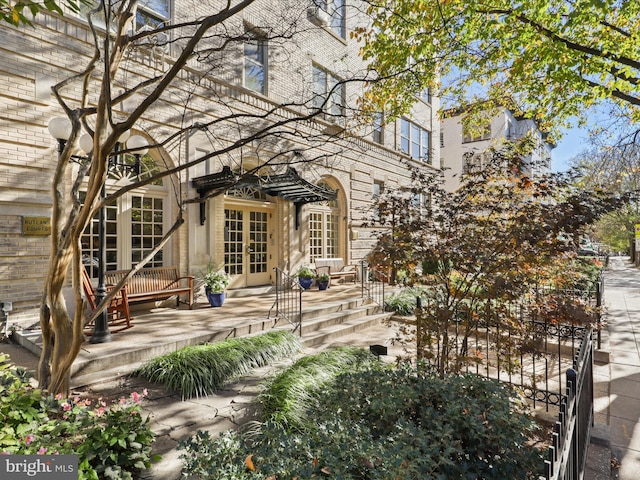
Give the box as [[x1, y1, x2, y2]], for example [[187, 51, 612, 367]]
[[422, 130, 430, 161], [400, 119, 409, 136], [139, 0, 170, 17], [245, 62, 265, 93], [330, 0, 345, 37], [400, 137, 409, 154]]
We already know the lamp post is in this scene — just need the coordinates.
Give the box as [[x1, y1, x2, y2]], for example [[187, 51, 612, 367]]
[[48, 117, 149, 343]]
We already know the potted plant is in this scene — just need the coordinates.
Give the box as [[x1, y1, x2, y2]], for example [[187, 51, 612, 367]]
[[316, 272, 330, 290], [296, 266, 316, 290], [201, 263, 230, 307]]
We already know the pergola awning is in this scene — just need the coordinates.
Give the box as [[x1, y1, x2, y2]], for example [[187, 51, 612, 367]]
[[192, 166, 338, 227]]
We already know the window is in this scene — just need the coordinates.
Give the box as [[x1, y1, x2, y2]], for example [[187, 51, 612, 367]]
[[310, 212, 339, 260], [372, 113, 384, 144], [244, 32, 267, 94], [329, 0, 345, 37], [136, 0, 171, 30], [81, 192, 166, 276], [315, 0, 345, 37], [440, 130, 444, 148], [399, 119, 431, 163], [463, 123, 491, 143], [462, 152, 484, 174], [419, 88, 431, 104], [80, 192, 118, 278], [131, 196, 164, 267], [81, 154, 168, 277], [371, 180, 384, 223], [411, 192, 431, 218], [313, 65, 345, 117], [309, 181, 339, 260], [373, 180, 384, 198], [78, 0, 170, 33]]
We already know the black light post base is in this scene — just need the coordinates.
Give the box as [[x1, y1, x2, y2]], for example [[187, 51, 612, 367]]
[[89, 312, 112, 343]]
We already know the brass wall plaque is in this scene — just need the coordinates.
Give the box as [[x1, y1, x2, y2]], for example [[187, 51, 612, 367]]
[[22, 216, 51, 236]]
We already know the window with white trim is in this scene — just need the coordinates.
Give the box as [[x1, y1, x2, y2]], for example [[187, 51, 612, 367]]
[[136, 0, 171, 30], [372, 180, 384, 198], [244, 31, 267, 94], [131, 195, 164, 267], [312, 65, 345, 117], [411, 191, 431, 218], [309, 181, 339, 261], [310, 212, 339, 260], [315, 0, 345, 37], [81, 154, 168, 277], [399, 118, 431, 163]]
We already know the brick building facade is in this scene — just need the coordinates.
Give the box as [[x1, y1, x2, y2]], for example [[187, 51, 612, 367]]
[[0, 0, 439, 329]]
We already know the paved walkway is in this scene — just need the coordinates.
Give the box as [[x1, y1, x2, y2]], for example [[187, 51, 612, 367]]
[[602, 256, 640, 479]]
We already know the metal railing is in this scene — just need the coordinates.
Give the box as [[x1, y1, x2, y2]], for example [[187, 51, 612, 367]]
[[416, 297, 590, 412], [544, 327, 594, 480], [359, 261, 387, 308], [268, 267, 302, 336], [269, 262, 393, 336], [533, 271, 604, 349]]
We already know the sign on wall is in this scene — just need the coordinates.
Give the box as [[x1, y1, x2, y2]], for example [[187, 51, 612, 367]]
[[22, 216, 51, 236]]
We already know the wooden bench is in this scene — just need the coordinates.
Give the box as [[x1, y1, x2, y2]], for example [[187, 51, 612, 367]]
[[81, 267, 133, 333], [314, 258, 357, 285], [105, 266, 194, 309]]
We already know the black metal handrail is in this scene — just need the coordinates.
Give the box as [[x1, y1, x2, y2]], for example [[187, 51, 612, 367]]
[[268, 267, 302, 336], [359, 260, 386, 308]]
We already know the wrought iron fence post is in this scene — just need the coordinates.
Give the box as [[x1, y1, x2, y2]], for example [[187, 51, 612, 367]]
[[596, 273, 603, 349]]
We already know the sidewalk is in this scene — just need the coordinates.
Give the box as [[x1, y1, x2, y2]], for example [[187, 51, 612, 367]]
[[601, 256, 640, 479]]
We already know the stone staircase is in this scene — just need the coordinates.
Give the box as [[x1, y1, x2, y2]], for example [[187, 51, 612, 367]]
[[14, 293, 393, 389]]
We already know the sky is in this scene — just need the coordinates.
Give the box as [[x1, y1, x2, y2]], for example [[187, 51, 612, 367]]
[[551, 125, 589, 172]]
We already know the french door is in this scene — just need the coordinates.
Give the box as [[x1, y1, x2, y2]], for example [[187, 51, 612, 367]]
[[224, 207, 271, 287]]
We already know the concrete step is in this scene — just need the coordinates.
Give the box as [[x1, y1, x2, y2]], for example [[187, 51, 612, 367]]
[[64, 298, 388, 388], [302, 311, 394, 348]]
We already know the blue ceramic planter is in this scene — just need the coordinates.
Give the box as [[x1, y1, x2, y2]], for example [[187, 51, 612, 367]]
[[298, 276, 314, 290], [206, 291, 226, 307]]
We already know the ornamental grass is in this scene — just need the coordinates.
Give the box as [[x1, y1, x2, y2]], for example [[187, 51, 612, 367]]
[[258, 346, 382, 431], [135, 330, 302, 399]]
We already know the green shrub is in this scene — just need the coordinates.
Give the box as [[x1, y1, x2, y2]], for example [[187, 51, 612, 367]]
[[0, 354, 158, 480], [259, 346, 382, 430], [179, 366, 543, 479], [135, 330, 302, 399]]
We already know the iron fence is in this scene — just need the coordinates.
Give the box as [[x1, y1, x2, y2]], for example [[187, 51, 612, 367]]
[[544, 328, 594, 480], [416, 298, 590, 412]]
